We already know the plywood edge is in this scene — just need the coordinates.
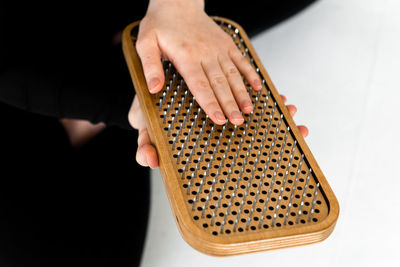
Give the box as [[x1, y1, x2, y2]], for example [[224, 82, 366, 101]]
[[122, 18, 339, 256]]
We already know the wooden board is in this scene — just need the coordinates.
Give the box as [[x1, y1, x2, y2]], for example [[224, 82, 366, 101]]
[[122, 17, 339, 256]]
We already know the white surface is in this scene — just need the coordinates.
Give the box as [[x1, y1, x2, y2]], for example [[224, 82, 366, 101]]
[[140, 0, 400, 266]]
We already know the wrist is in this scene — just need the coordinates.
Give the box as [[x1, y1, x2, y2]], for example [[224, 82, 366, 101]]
[[147, 0, 204, 13]]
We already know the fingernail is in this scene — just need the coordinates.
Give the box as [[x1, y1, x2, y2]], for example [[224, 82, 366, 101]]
[[242, 100, 253, 113], [214, 111, 226, 124], [148, 77, 160, 93], [230, 111, 244, 123]]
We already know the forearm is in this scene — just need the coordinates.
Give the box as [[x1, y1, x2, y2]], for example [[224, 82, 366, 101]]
[[0, 64, 133, 130]]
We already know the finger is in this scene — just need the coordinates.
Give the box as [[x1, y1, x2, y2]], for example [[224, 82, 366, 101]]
[[176, 61, 226, 125], [218, 54, 253, 114], [140, 144, 159, 169], [286, 104, 297, 117], [136, 129, 149, 166], [229, 48, 262, 91], [298, 125, 309, 138], [202, 59, 244, 125], [136, 146, 148, 166], [128, 95, 147, 130], [136, 32, 165, 93], [137, 128, 159, 168], [129, 95, 140, 130], [280, 94, 287, 103]]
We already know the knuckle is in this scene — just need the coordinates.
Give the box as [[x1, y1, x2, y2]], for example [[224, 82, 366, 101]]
[[179, 40, 190, 49], [135, 37, 148, 52], [176, 49, 192, 62], [232, 49, 247, 63], [197, 39, 209, 49], [178, 43, 194, 57], [230, 48, 241, 58], [211, 75, 226, 87], [229, 67, 238, 75], [194, 80, 210, 92], [135, 38, 143, 48], [222, 34, 234, 44], [226, 67, 239, 78]]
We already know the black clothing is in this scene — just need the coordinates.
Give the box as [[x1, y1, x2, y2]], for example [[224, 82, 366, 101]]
[[0, 1, 316, 266], [0, 2, 150, 130], [0, 102, 150, 267], [0, 0, 316, 129]]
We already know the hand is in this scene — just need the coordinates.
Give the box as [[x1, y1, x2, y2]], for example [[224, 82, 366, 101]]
[[134, 0, 262, 126], [129, 0, 308, 168], [129, 94, 159, 169], [129, 94, 308, 169]]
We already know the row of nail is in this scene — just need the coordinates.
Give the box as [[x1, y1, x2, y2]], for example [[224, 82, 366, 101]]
[[200, 114, 250, 221], [206, 94, 272, 229], [268, 132, 294, 227], [219, 99, 275, 231], [236, 112, 285, 231], [186, 116, 211, 194], [240, 104, 281, 230], [255, 115, 291, 229], [268, 139, 298, 227], [282, 155, 305, 225], [172, 102, 198, 155], [196, 124, 230, 215], [219, 102, 277, 233], [190, 87, 266, 214], [161, 82, 186, 119], [233, 115, 284, 231], [209, 105, 259, 223], [295, 168, 313, 224], [188, 123, 217, 204], [183, 114, 208, 175], [307, 182, 320, 222], [209, 124, 246, 226]]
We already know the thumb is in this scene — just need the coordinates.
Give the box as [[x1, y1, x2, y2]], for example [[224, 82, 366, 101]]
[[136, 32, 164, 94]]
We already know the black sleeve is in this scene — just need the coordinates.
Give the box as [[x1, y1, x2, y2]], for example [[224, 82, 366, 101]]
[[0, 0, 315, 131], [0, 4, 138, 130], [205, 0, 317, 37]]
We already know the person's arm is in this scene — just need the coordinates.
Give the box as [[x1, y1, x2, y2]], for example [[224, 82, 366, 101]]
[[0, 5, 134, 130], [0, 65, 133, 130], [136, 0, 261, 125]]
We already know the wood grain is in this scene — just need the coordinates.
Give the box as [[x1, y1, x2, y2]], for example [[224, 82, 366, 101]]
[[122, 17, 339, 256]]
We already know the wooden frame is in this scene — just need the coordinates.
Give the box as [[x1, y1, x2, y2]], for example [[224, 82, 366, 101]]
[[122, 17, 339, 256]]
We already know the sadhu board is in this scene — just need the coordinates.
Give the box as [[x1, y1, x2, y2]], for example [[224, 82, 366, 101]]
[[122, 17, 339, 256]]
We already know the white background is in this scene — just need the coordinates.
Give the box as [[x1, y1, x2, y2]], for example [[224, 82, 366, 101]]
[[140, 0, 400, 266]]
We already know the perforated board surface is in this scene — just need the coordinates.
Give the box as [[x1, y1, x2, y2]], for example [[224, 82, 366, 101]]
[[122, 17, 339, 256]]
